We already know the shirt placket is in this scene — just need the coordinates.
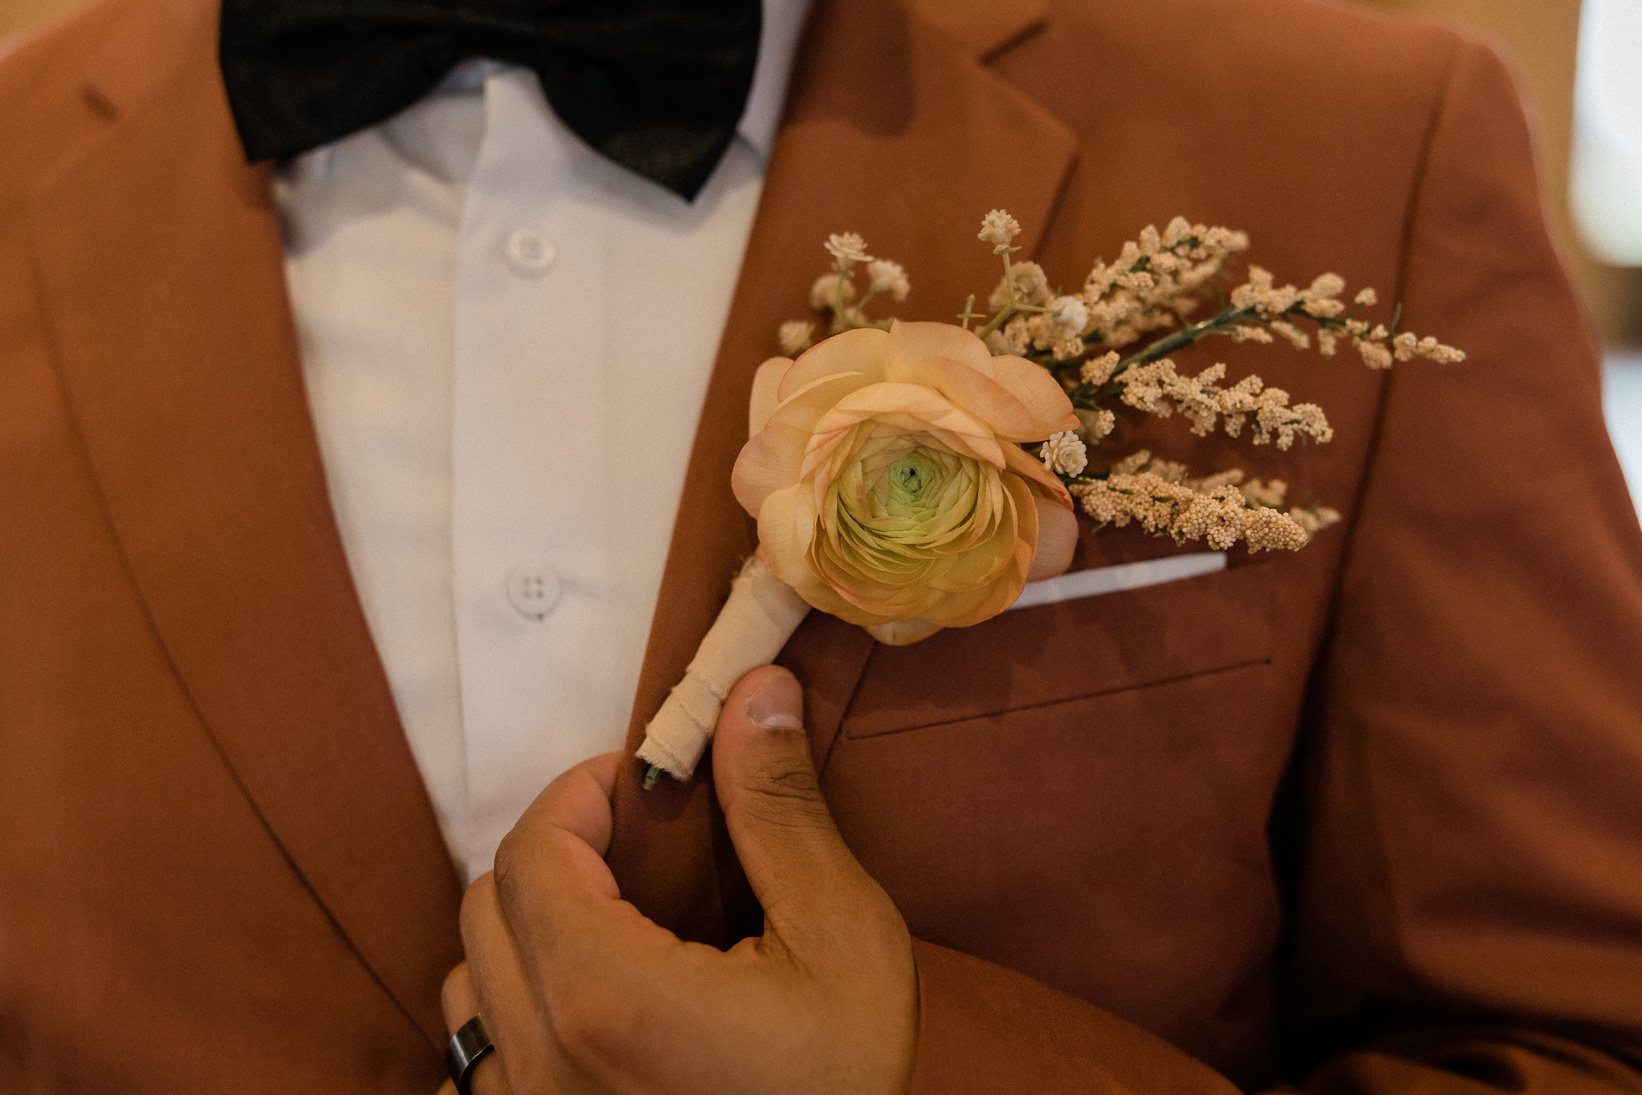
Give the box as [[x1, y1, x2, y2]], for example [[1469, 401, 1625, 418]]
[[451, 68, 619, 881]]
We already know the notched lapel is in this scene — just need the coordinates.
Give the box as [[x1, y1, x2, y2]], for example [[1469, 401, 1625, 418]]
[[610, 0, 1079, 941], [28, 25, 461, 1050], [901, 0, 1050, 59]]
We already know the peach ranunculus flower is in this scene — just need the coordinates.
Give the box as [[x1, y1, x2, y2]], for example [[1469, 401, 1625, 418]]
[[732, 319, 1081, 646]]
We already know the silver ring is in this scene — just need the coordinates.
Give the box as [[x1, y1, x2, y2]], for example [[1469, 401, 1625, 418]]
[[445, 1014, 495, 1094]]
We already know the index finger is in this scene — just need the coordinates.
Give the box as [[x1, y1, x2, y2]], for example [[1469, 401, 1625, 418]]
[[490, 756, 683, 994], [513, 750, 622, 856], [490, 750, 623, 912]]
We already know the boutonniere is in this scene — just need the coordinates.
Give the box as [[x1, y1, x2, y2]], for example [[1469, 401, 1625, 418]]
[[638, 211, 1463, 786]]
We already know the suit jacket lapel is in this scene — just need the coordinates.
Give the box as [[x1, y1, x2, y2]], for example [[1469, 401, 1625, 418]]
[[28, 2, 461, 1050], [610, 0, 1079, 939]]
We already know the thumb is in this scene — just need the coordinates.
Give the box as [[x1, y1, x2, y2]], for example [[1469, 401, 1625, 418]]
[[712, 665, 871, 936]]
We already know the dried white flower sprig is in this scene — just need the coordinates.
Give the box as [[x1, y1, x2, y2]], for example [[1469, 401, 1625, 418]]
[[1069, 452, 1341, 554], [793, 210, 1464, 553]]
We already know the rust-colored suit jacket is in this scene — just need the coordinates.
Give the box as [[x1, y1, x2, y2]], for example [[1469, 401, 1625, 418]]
[[3, 0, 1642, 1090]]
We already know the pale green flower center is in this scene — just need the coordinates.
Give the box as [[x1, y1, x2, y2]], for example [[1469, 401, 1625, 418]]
[[806, 418, 1021, 615], [887, 452, 940, 507], [822, 435, 999, 574]]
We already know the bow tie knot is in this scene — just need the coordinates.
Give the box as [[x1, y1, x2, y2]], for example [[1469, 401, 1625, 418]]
[[220, 0, 763, 200]]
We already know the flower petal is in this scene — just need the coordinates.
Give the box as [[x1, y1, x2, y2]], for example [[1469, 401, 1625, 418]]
[[989, 353, 1080, 439], [747, 356, 791, 437], [768, 372, 872, 432], [865, 617, 944, 646], [756, 485, 831, 605], [884, 321, 1075, 442], [736, 372, 872, 516], [732, 424, 808, 516], [804, 383, 1005, 481], [924, 476, 1036, 626], [776, 326, 889, 401], [926, 353, 1042, 441], [1027, 494, 1078, 581], [885, 319, 995, 379]]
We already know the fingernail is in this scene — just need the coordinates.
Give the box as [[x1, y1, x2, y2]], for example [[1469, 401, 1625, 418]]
[[746, 671, 804, 731]]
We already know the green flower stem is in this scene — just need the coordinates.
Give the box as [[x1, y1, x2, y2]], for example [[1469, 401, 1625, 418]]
[[972, 252, 1015, 340], [975, 246, 1047, 341], [827, 263, 894, 333], [642, 764, 664, 790], [1061, 292, 1393, 411], [1111, 305, 1259, 375]]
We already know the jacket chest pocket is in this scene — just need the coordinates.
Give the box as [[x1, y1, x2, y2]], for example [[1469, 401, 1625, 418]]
[[838, 561, 1275, 739]]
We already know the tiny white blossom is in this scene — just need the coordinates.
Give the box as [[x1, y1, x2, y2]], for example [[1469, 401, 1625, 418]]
[[1047, 295, 1089, 340], [991, 262, 1050, 311], [778, 320, 815, 357], [978, 209, 1021, 250], [809, 272, 857, 311], [985, 316, 1032, 356], [1040, 430, 1088, 476], [1307, 273, 1345, 299], [824, 232, 871, 265], [866, 258, 910, 301]]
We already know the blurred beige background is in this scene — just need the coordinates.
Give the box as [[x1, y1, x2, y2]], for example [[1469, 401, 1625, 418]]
[[1372, 0, 1642, 349], [1, 0, 64, 41]]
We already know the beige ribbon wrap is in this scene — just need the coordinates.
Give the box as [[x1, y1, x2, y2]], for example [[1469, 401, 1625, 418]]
[[636, 555, 812, 782], [637, 358, 810, 782]]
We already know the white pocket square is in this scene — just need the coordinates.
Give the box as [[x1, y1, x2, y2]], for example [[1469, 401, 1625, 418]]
[[1007, 552, 1228, 612]]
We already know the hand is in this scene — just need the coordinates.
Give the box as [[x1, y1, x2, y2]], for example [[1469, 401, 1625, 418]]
[[443, 664, 919, 1095]]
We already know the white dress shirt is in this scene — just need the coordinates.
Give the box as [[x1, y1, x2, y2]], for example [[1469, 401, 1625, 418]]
[[274, 2, 810, 883]]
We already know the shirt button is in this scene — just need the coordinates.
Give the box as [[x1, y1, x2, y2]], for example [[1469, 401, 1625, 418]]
[[505, 560, 562, 620], [505, 228, 556, 275]]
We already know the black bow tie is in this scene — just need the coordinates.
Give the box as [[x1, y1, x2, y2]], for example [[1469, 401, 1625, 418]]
[[219, 0, 762, 200]]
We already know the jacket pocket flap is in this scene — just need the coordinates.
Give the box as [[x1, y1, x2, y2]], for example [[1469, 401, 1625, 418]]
[[841, 562, 1274, 739]]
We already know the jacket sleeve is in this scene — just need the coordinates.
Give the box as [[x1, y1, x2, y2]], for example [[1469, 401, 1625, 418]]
[[1283, 34, 1642, 1095], [904, 38, 1642, 1095]]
